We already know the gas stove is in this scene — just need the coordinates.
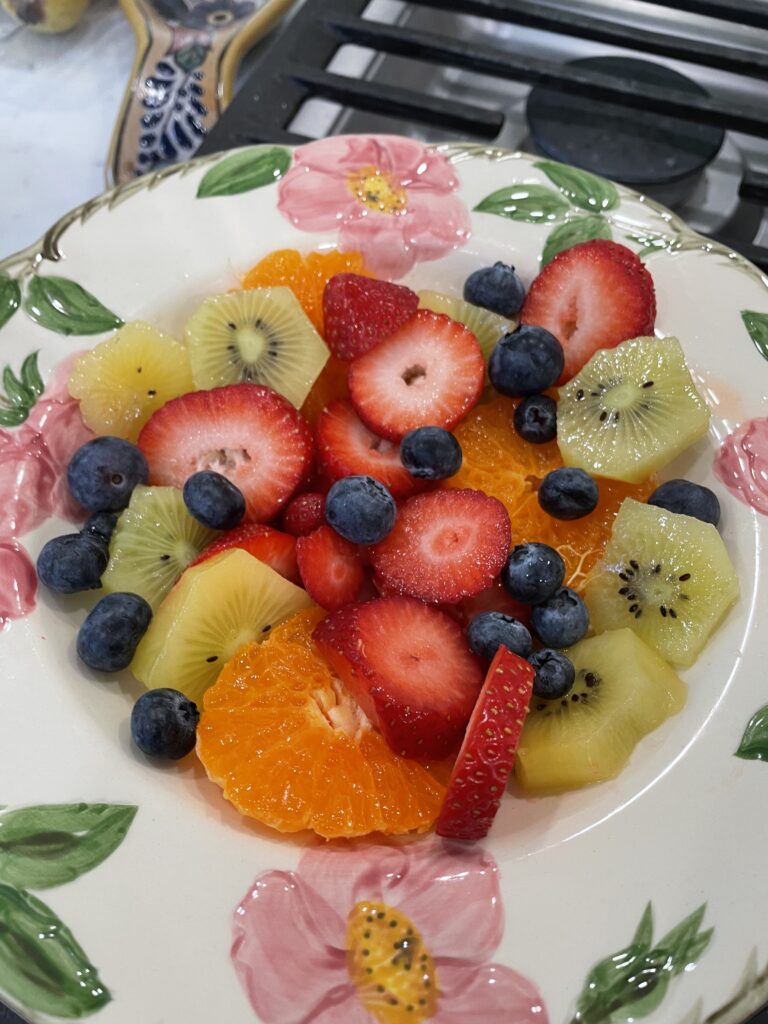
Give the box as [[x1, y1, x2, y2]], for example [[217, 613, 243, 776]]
[[199, 0, 768, 273]]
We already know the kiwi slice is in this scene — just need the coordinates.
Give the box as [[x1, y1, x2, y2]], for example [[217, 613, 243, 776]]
[[557, 335, 710, 483], [101, 485, 217, 610], [185, 287, 329, 408], [585, 498, 739, 667], [417, 289, 515, 362], [131, 548, 313, 704], [516, 628, 685, 793]]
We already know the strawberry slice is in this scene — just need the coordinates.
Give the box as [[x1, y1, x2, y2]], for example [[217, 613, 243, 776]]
[[437, 646, 533, 841], [348, 310, 484, 440], [296, 524, 364, 611], [371, 489, 511, 604], [520, 238, 656, 384], [190, 523, 299, 583], [138, 384, 313, 523], [314, 596, 483, 759], [317, 399, 423, 499], [323, 273, 419, 360], [281, 491, 326, 537]]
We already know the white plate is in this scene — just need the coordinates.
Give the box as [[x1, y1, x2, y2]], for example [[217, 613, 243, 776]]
[[1, 136, 767, 1024]]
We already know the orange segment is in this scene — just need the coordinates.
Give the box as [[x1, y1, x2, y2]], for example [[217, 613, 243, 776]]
[[196, 608, 444, 838], [448, 397, 653, 590], [242, 249, 373, 335]]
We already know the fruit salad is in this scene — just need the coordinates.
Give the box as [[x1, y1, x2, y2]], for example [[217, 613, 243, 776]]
[[37, 238, 739, 842]]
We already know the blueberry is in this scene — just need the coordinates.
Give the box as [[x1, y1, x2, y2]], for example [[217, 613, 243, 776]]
[[488, 325, 564, 397], [325, 475, 396, 544], [183, 470, 245, 530], [37, 534, 108, 593], [77, 592, 152, 671], [67, 437, 148, 513], [82, 511, 118, 545], [400, 426, 462, 480], [514, 394, 557, 444], [463, 262, 526, 317], [531, 587, 589, 648], [538, 467, 598, 520], [130, 688, 199, 760], [529, 649, 575, 700], [648, 479, 720, 527], [501, 542, 565, 604], [467, 612, 532, 661]]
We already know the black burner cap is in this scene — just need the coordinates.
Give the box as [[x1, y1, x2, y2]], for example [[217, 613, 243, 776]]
[[526, 56, 724, 187]]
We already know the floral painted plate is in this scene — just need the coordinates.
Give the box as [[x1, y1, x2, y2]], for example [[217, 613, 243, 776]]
[[1, 136, 767, 1024]]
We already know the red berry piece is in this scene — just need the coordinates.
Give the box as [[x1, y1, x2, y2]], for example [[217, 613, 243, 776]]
[[520, 238, 656, 384], [314, 596, 483, 760], [371, 489, 511, 604], [348, 310, 484, 440], [322, 273, 419, 360], [436, 646, 533, 841]]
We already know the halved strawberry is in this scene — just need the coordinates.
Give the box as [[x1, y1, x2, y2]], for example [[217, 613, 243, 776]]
[[281, 491, 326, 537], [296, 524, 364, 611], [323, 273, 419, 360], [190, 523, 299, 583], [520, 238, 656, 384], [371, 489, 511, 604], [436, 646, 533, 840], [314, 596, 483, 759], [137, 384, 313, 523], [317, 399, 423, 499], [348, 310, 484, 440]]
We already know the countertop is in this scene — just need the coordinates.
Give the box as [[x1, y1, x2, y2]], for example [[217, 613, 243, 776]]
[[0, 0, 136, 259]]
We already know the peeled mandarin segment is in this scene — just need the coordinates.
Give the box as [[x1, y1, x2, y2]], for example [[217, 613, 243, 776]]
[[67, 321, 193, 442], [241, 249, 373, 334], [515, 627, 686, 794], [448, 397, 653, 590], [196, 608, 445, 838], [130, 548, 314, 705]]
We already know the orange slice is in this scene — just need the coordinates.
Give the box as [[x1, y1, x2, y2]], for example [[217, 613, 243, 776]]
[[242, 249, 373, 335], [196, 608, 445, 838], [448, 396, 653, 590]]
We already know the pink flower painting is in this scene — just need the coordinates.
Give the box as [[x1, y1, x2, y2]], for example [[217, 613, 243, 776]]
[[0, 353, 94, 627], [232, 839, 548, 1024], [278, 136, 471, 279]]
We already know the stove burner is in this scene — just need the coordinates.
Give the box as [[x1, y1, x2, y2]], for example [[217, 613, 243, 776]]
[[526, 57, 725, 194]]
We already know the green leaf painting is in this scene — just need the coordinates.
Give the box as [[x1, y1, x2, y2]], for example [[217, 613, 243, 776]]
[[535, 160, 620, 212], [197, 145, 292, 198], [0, 884, 110, 1018], [0, 801, 136, 1019], [24, 277, 123, 336], [541, 214, 612, 266], [571, 902, 713, 1024], [0, 352, 43, 428], [0, 273, 20, 333], [735, 704, 768, 761], [474, 183, 570, 223], [741, 310, 768, 363], [0, 803, 138, 890]]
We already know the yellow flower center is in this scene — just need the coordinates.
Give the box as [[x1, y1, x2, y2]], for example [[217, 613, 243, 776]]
[[346, 901, 439, 1024], [347, 166, 408, 215]]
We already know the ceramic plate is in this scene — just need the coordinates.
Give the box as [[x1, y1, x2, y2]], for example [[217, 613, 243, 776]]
[[1, 136, 767, 1024]]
